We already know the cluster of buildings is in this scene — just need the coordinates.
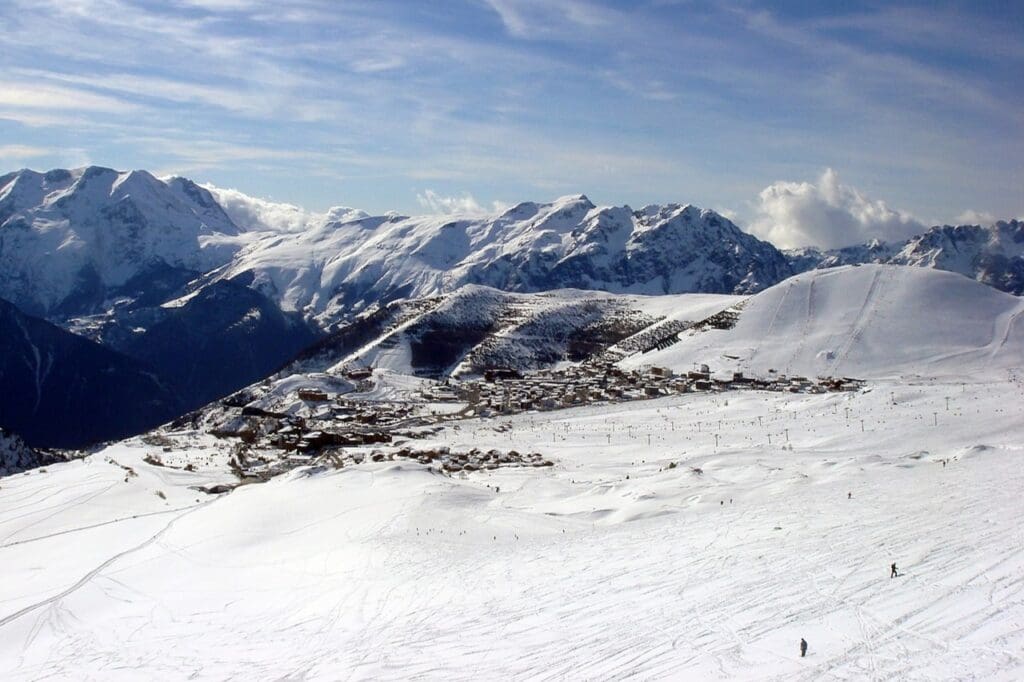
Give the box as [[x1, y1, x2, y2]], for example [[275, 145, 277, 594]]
[[418, 363, 861, 418], [202, 359, 860, 480]]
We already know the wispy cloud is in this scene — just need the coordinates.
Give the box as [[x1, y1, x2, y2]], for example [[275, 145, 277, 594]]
[[0, 0, 1018, 220], [0, 81, 136, 113], [481, 0, 612, 39], [416, 189, 508, 216], [0, 144, 52, 165]]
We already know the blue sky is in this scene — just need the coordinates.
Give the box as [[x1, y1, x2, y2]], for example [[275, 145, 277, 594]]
[[1, 0, 1021, 244]]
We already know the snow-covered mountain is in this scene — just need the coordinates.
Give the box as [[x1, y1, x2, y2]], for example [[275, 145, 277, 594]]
[[285, 285, 736, 380], [2, 165, 1021, 448], [206, 264, 1022, 434], [0, 296, 183, 448], [218, 195, 791, 323], [789, 220, 1024, 295], [628, 264, 1024, 380], [0, 166, 249, 317], [0, 167, 322, 444]]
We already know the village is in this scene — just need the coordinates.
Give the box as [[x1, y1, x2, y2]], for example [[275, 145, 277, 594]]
[[418, 361, 863, 417], [177, 360, 863, 483]]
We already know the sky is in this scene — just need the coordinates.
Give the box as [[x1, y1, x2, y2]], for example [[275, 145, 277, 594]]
[[1, 0, 1021, 248]]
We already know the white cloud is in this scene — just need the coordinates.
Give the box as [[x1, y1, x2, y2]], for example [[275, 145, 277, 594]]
[[714, 207, 739, 223], [748, 168, 924, 249], [0, 145, 51, 164], [201, 183, 366, 233], [416, 189, 507, 216], [482, 0, 612, 39], [954, 210, 997, 226], [0, 81, 135, 113]]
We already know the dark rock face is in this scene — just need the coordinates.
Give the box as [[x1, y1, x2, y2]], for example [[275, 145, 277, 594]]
[[0, 297, 183, 448], [0, 428, 40, 475]]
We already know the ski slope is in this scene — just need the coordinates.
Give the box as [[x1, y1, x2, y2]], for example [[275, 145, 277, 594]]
[[628, 265, 1024, 380], [1, 372, 1023, 679]]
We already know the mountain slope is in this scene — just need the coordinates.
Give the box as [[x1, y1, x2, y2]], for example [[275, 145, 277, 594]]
[[119, 278, 320, 408], [2, 361, 1022, 679], [789, 220, 1024, 295], [0, 166, 246, 317], [0, 297, 183, 447], [280, 285, 738, 381], [626, 264, 1024, 379], [220, 196, 792, 323]]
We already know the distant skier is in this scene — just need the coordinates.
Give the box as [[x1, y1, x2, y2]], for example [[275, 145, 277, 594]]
[[800, 638, 808, 657], [848, 492, 852, 499], [890, 562, 898, 578]]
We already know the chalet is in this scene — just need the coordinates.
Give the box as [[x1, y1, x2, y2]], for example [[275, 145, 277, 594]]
[[345, 367, 373, 380], [484, 368, 523, 382], [297, 388, 329, 402]]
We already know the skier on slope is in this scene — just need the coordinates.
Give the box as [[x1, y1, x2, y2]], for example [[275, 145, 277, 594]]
[[800, 638, 808, 657], [890, 562, 898, 578]]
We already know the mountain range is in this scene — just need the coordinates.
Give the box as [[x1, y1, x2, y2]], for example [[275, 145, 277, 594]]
[[0, 165, 1021, 446]]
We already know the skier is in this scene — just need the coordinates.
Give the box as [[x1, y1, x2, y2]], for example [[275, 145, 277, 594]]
[[890, 562, 898, 578], [800, 638, 808, 657]]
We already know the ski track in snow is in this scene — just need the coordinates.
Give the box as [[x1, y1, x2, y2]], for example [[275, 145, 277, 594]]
[[1, 376, 1023, 679], [784, 277, 816, 376], [0, 499, 214, 631], [826, 266, 888, 377]]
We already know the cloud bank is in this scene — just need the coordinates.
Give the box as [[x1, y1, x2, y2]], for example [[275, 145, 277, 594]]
[[202, 183, 367, 233], [749, 169, 924, 250]]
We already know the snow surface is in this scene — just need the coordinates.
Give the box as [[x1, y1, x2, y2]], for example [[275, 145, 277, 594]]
[[1, 374, 1023, 679], [215, 195, 787, 323], [0, 167, 246, 315], [1, 266, 1023, 678], [626, 264, 1024, 380]]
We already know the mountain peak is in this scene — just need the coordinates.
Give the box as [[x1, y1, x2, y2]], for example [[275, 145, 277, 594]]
[[554, 193, 593, 204], [0, 166, 246, 315]]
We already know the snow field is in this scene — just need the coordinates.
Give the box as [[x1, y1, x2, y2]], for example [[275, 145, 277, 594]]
[[1, 375, 1023, 679], [630, 264, 1024, 380]]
